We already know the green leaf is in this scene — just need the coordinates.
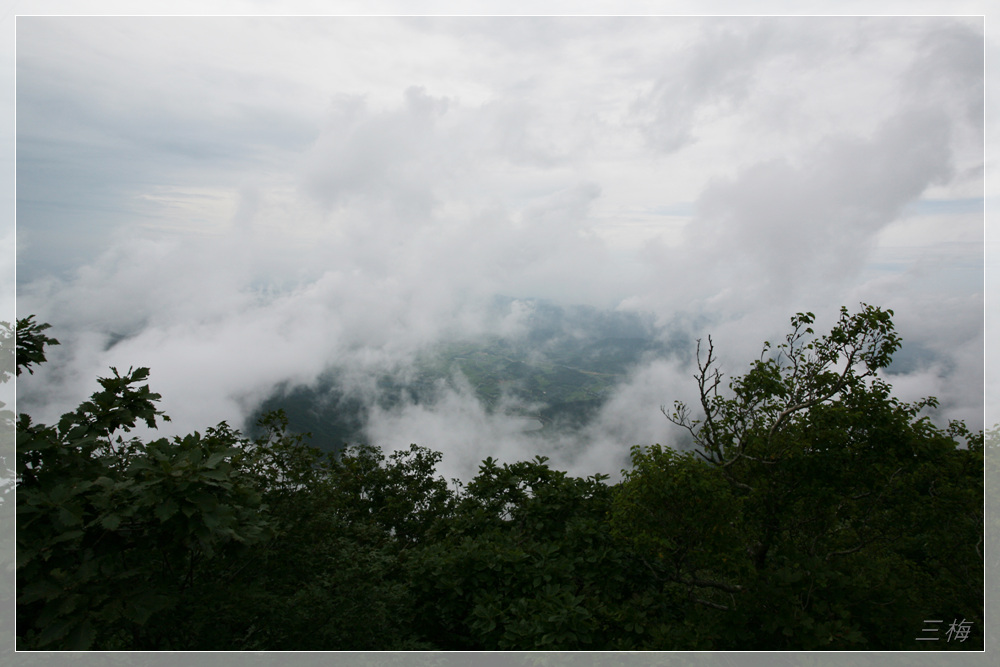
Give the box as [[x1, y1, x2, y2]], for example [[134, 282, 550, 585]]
[[17, 579, 64, 605], [49, 529, 85, 545], [65, 618, 96, 650], [200, 466, 232, 481], [36, 616, 74, 647], [123, 591, 173, 625], [57, 506, 83, 527], [205, 447, 240, 468], [155, 499, 179, 522]]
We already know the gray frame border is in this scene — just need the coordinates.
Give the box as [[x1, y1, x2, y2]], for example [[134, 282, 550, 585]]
[[2, 2, 993, 666]]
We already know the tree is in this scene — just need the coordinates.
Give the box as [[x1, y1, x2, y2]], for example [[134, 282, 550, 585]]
[[407, 455, 662, 650], [612, 304, 983, 649], [15, 309, 983, 650], [203, 435, 450, 650], [610, 444, 749, 649], [15, 321, 274, 649], [14, 315, 59, 378], [14, 317, 445, 650], [0, 322, 17, 655]]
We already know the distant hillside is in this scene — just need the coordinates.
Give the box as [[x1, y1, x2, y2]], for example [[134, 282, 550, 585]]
[[246, 299, 685, 450]]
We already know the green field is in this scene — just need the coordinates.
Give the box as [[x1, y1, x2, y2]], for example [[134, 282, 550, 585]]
[[247, 303, 679, 451]]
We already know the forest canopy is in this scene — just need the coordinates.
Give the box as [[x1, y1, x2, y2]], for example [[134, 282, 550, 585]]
[[11, 305, 985, 650]]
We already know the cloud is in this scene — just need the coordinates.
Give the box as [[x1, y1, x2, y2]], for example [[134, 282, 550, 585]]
[[301, 87, 450, 218], [694, 107, 951, 295], [15, 16, 984, 481], [629, 18, 783, 153]]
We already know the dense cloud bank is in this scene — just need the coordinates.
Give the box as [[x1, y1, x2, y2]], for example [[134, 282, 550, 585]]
[[16, 16, 984, 481]]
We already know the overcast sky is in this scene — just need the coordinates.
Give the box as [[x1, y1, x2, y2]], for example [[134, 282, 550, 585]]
[[10, 10, 990, 480]]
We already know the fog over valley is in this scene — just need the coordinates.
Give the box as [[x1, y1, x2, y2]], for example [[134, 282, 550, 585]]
[[15, 16, 986, 482]]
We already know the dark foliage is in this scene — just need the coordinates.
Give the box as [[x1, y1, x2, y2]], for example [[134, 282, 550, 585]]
[[14, 306, 984, 650]]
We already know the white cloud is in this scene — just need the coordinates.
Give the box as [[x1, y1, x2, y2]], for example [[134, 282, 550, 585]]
[[15, 16, 985, 480]]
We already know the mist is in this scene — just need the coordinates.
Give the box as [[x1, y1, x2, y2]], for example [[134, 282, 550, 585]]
[[15, 16, 985, 482]]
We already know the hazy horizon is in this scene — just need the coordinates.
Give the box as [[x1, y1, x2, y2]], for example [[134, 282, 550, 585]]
[[15, 16, 985, 481]]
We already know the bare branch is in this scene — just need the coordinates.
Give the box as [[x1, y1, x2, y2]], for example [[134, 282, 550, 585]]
[[824, 542, 868, 561], [692, 597, 730, 611], [688, 576, 744, 594], [640, 558, 744, 596], [695, 337, 722, 453]]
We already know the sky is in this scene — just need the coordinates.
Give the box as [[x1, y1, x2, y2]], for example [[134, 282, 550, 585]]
[[10, 8, 990, 482]]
